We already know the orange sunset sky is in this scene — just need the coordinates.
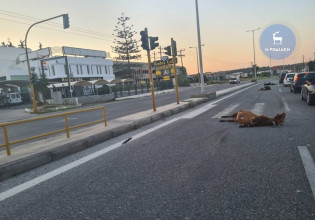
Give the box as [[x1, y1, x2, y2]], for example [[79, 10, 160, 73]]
[[1, 0, 314, 74]]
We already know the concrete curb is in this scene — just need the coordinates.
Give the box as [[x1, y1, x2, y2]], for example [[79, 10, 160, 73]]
[[0, 83, 255, 181]]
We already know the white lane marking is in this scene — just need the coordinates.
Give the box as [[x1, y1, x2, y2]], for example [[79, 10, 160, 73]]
[[0, 117, 181, 202], [181, 104, 216, 119], [298, 146, 315, 200], [57, 117, 78, 123], [281, 97, 291, 112], [212, 104, 240, 118], [251, 103, 265, 115], [0, 83, 259, 201]]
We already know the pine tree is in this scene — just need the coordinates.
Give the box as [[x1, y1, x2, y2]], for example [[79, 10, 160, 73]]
[[111, 14, 141, 79]]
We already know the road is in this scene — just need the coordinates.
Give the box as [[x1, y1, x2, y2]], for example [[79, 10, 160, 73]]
[[0, 82, 239, 149], [1, 81, 315, 219]]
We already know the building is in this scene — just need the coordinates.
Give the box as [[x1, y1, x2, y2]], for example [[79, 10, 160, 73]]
[[16, 46, 115, 83], [0, 46, 115, 101]]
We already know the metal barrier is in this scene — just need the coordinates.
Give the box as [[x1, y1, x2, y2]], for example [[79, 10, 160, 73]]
[[0, 106, 107, 156]]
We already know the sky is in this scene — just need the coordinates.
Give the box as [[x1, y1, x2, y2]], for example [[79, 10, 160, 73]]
[[0, 0, 315, 75]]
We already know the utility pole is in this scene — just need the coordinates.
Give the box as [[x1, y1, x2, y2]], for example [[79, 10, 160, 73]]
[[178, 49, 185, 68], [246, 28, 260, 79], [159, 46, 162, 60], [195, 0, 205, 93]]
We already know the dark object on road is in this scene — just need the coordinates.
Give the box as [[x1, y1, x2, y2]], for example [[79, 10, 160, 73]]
[[260, 85, 271, 90], [219, 110, 286, 128], [264, 82, 276, 85], [122, 137, 132, 144]]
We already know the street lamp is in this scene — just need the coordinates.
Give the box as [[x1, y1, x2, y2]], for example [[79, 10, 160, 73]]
[[189, 44, 204, 85], [25, 14, 69, 113], [246, 28, 260, 79], [195, 0, 205, 93]]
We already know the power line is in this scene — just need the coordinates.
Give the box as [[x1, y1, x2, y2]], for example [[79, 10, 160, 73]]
[[0, 17, 113, 42], [0, 9, 114, 40]]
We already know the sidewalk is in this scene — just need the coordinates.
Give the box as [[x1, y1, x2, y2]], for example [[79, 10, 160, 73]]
[[0, 82, 256, 181]]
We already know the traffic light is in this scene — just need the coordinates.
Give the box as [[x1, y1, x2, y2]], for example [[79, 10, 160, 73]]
[[149, 37, 159, 50], [140, 29, 149, 50], [164, 46, 171, 56], [63, 14, 70, 29]]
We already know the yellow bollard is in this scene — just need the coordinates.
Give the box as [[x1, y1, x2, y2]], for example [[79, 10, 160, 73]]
[[64, 114, 70, 138], [3, 126, 11, 155]]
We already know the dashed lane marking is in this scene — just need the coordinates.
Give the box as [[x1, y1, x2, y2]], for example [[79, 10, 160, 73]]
[[212, 104, 240, 118], [251, 103, 265, 115]]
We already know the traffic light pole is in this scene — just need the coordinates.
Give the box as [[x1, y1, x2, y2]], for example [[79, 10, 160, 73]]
[[171, 38, 179, 104], [24, 14, 69, 113], [146, 50, 156, 111]]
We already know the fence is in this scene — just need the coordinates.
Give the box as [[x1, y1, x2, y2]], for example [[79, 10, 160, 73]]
[[0, 106, 107, 156]]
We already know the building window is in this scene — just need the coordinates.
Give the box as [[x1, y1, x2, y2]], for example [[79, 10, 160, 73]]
[[76, 65, 80, 75], [87, 65, 90, 74], [52, 66, 56, 76], [92, 65, 97, 75], [80, 65, 83, 75]]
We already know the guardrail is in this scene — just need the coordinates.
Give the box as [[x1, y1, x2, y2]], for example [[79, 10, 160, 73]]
[[0, 106, 107, 156]]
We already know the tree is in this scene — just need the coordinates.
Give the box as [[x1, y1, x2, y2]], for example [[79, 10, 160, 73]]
[[111, 14, 141, 78], [309, 61, 315, 71], [113, 61, 142, 79], [177, 67, 190, 87], [31, 72, 50, 104]]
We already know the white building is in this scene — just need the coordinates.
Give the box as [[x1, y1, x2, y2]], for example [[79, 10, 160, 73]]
[[16, 46, 115, 83], [0, 46, 30, 81], [0, 46, 114, 82]]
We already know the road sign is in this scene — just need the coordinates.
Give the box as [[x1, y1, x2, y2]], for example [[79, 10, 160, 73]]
[[157, 65, 173, 70], [163, 76, 170, 81], [152, 57, 177, 67]]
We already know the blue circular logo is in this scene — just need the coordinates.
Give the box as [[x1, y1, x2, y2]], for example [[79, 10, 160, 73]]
[[260, 24, 296, 60]]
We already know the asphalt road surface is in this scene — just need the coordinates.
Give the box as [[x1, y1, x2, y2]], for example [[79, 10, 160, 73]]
[[1, 81, 315, 219], [0, 83, 241, 149]]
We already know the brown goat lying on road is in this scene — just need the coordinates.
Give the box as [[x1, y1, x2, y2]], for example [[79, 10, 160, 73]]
[[219, 110, 286, 128]]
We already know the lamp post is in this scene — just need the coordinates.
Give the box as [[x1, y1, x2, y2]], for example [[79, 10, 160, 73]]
[[195, 0, 205, 93], [189, 44, 204, 85], [246, 28, 260, 79], [25, 14, 69, 113]]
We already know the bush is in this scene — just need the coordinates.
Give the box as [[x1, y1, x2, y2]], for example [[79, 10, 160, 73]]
[[98, 85, 110, 95]]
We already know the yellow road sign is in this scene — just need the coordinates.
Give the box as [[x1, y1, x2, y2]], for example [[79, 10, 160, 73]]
[[163, 76, 170, 81]]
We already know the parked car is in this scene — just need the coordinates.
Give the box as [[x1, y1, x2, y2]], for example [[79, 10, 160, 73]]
[[301, 73, 315, 105], [279, 72, 287, 83], [283, 73, 295, 87], [290, 72, 306, 93], [0, 92, 23, 106], [229, 77, 240, 84]]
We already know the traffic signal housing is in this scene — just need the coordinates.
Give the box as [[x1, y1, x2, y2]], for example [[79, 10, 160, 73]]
[[173, 40, 177, 57], [149, 37, 159, 50], [140, 29, 149, 50], [164, 46, 171, 56], [63, 14, 70, 29]]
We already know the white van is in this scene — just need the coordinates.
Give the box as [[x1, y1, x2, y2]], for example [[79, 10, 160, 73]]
[[7, 92, 23, 104]]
